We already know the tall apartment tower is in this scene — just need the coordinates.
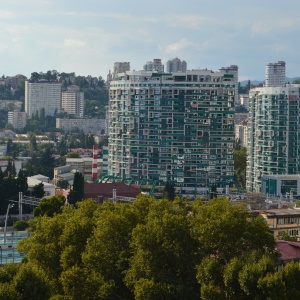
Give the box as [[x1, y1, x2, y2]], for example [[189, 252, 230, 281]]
[[113, 62, 130, 79], [62, 85, 84, 118], [25, 80, 62, 117], [143, 59, 164, 72], [218, 65, 238, 104], [246, 85, 300, 192], [265, 61, 286, 87], [108, 69, 236, 194], [166, 58, 187, 73]]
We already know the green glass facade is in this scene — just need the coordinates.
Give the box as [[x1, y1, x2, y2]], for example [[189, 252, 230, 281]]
[[247, 86, 300, 192], [108, 70, 235, 194]]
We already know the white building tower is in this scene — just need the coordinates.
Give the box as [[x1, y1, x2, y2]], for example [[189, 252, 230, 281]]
[[265, 61, 286, 87], [166, 58, 187, 73], [25, 80, 62, 117], [61, 85, 84, 118]]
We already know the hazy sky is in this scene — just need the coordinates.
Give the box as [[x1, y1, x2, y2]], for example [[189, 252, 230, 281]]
[[1, 0, 300, 81]]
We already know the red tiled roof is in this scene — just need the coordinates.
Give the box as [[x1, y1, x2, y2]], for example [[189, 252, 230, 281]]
[[84, 183, 140, 199], [276, 240, 300, 262]]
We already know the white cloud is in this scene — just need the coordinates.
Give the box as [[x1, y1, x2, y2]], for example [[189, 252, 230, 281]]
[[0, 10, 15, 18], [165, 15, 223, 30], [165, 38, 193, 53], [63, 38, 86, 48]]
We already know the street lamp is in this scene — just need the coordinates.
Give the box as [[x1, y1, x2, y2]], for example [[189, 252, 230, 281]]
[[4, 203, 14, 245]]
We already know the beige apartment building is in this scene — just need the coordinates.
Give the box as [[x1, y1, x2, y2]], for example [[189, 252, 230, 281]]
[[260, 209, 300, 239], [61, 85, 84, 118]]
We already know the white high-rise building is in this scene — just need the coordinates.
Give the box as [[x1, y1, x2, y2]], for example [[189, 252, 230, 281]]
[[265, 61, 286, 87], [25, 80, 62, 117], [166, 58, 187, 73], [235, 120, 248, 148], [143, 59, 164, 72], [62, 85, 84, 118], [246, 85, 300, 192]]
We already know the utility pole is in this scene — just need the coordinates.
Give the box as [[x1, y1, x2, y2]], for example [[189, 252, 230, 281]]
[[19, 192, 23, 220]]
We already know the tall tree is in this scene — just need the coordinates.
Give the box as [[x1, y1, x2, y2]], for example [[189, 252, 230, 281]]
[[32, 182, 45, 198], [190, 197, 275, 264], [125, 200, 199, 300], [68, 172, 84, 204], [163, 182, 175, 201]]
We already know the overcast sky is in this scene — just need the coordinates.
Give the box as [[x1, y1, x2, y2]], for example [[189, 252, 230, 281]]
[[1, 0, 300, 81]]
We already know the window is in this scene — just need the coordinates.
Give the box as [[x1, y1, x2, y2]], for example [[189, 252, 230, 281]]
[[289, 230, 299, 237]]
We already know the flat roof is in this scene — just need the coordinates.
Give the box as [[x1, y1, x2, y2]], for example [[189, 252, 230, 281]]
[[262, 209, 300, 217]]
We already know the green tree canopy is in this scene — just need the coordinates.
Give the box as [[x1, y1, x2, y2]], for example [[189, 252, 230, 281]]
[[33, 195, 66, 217], [10, 195, 300, 299], [68, 172, 84, 205]]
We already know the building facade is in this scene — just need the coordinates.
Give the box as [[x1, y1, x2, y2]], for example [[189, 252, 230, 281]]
[[218, 65, 239, 104], [265, 61, 286, 87], [260, 209, 300, 239], [113, 62, 130, 79], [166, 58, 187, 73], [56, 118, 106, 135], [143, 59, 164, 72], [7, 111, 27, 131], [108, 69, 236, 194], [261, 174, 300, 197], [25, 80, 62, 117], [61, 85, 84, 118], [235, 120, 248, 148], [239, 94, 249, 110], [246, 85, 300, 192]]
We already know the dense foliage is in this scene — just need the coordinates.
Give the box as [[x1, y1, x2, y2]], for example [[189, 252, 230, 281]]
[[68, 172, 84, 205], [0, 195, 293, 299], [234, 147, 247, 189], [0, 168, 28, 215]]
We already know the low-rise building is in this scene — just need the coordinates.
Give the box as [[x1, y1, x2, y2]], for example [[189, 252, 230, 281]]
[[0, 144, 7, 157], [261, 174, 300, 197], [27, 176, 56, 197], [84, 182, 140, 201], [0, 100, 23, 111], [8, 111, 27, 131], [53, 165, 75, 186], [260, 208, 300, 239], [66, 157, 103, 179], [56, 118, 106, 135]]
